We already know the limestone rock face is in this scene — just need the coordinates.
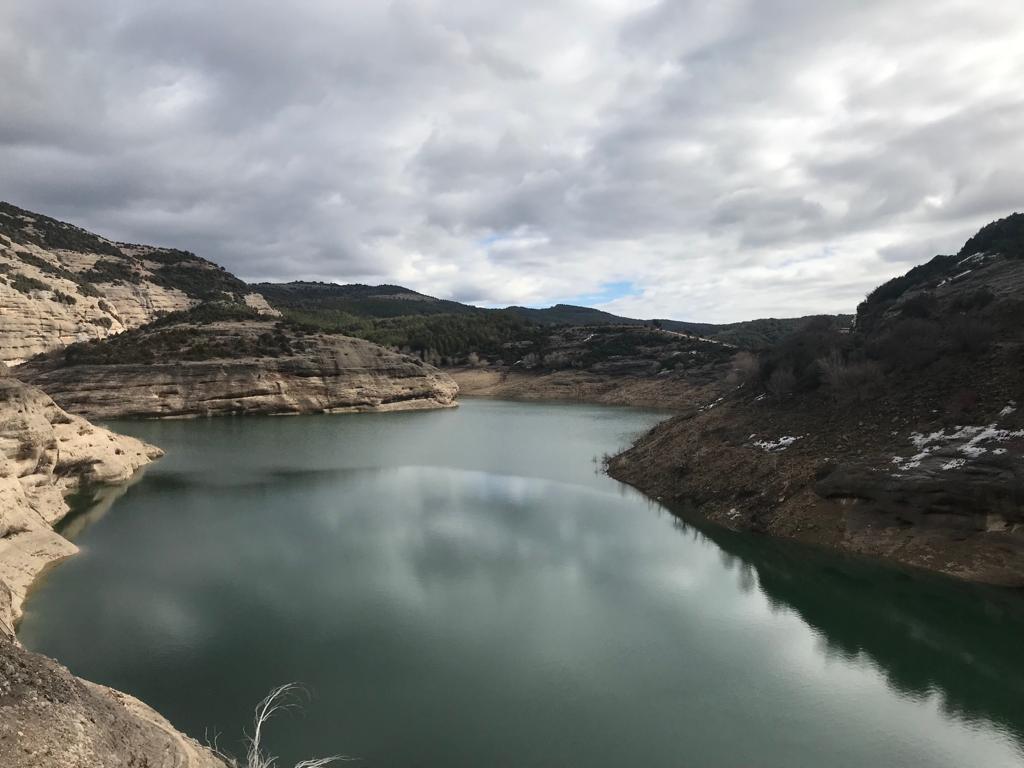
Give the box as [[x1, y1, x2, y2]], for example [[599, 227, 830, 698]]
[[0, 372, 162, 629], [0, 202, 275, 365], [0, 371, 224, 767], [20, 320, 460, 420]]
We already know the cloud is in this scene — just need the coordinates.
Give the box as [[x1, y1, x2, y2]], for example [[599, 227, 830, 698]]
[[1, 0, 1021, 321]]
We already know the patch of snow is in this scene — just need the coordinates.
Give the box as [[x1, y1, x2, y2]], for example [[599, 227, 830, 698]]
[[754, 394, 766, 402], [753, 435, 801, 453], [941, 458, 966, 471], [951, 269, 973, 281], [957, 252, 991, 267], [993, 448, 1007, 456], [900, 421, 1024, 469], [1000, 404, 1017, 417]]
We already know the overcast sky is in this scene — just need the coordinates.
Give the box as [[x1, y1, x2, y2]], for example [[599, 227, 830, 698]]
[[1, 1, 1022, 321]]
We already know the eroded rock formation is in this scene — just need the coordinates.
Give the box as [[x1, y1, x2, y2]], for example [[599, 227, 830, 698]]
[[0, 366, 225, 767]]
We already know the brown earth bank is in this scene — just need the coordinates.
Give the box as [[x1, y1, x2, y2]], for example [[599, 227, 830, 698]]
[[448, 365, 727, 410], [18, 318, 458, 420], [0, 367, 225, 767]]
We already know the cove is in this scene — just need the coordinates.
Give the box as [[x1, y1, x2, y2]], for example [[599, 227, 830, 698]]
[[17, 399, 1024, 768]]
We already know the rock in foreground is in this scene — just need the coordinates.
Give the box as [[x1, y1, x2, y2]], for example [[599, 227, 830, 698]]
[[0, 369, 225, 767]]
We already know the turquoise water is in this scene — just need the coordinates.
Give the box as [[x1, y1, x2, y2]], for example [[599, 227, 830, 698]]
[[18, 400, 1024, 767]]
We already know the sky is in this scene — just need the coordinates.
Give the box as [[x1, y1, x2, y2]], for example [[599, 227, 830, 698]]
[[1, 0, 1022, 322]]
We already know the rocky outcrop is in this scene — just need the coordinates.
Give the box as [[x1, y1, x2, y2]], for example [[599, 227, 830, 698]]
[[0, 371, 163, 628], [1, 634, 225, 768], [0, 368, 225, 767], [20, 318, 459, 419], [0, 201, 275, 365]]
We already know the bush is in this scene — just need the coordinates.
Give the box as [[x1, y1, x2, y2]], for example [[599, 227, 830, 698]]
[[729, 351, 761, 386], [10, 273, 48, 294], [945, 316, 995, 357], [817, 350, 883, 403], [899, 292, 937, 319], [868, 318, 943, 371], [766, 366, 797, 400], [82, 258, 142, 285], [759, 316, 847, 391], [52, 289, 77, 305], [950, 287, 995, 313]]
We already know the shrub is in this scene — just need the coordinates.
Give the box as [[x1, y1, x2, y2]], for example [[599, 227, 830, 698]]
[[868, 318, 943, 371], [729, 351, 761, 386], [10, 273, 48, 294], [945, 316, 995, 357], [950, 287, 995, 313], [81, 258, 142, 285], [766, 366, 797, 400], [817, 351, 884, 403], [77, 281, 103, 298], [52, 289, 77, 305], [759, 316, 846, 391], [899, 292, 937, 319]]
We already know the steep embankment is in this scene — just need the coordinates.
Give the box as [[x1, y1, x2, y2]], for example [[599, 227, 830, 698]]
[[0, 368, 225, 767], [611, 215, 1024, 585], [19, 309, 459, 419], [0, 201, 274, 365]]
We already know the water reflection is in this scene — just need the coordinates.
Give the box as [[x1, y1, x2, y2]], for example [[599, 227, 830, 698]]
[[18, 402, 1024, 768], [684, 514, 1024, 744]]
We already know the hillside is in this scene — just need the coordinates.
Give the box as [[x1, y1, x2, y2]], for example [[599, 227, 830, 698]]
[[258, 280, 852, 364], [18, 304, 458, 420], [0, 201, 275, 364], [609, 213, 1024, 585]]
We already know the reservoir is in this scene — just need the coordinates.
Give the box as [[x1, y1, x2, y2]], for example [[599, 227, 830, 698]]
[[17, 400, 1024, 767]]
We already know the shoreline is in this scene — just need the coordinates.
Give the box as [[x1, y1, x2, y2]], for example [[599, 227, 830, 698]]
[[446, 366, 724, 411]]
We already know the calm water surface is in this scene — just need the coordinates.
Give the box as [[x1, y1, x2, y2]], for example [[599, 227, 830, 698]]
[[18, 400, 1024, 767]]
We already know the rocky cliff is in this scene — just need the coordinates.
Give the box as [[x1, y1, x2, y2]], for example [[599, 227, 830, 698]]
[[610, 215, 1024, 585], [19, 309, 459, 419], [0, 366, 225, 767], [0, 201, 275, 365]]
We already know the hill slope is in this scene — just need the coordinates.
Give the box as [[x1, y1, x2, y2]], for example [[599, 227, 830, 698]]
[[609, 213, 1024, 585], [0, 201, 275, 364]]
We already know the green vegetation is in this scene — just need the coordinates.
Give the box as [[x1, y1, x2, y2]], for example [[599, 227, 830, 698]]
[[0, 201, 123, 256], [59, 303, 299, 366], [255, 282, 475, 318], [10, 273, 48, 294], [282, 307, 542, 364], [959, 212, 1024, 259], [151, 262, 248, 300], [81, 258, 143, 285]]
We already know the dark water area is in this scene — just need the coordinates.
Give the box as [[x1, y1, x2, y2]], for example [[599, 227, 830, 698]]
[[18, 400, 1024, 767]]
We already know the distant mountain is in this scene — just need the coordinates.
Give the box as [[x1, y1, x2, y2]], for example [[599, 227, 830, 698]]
[[255, 279, 852, 353], [0, 200, 851, 368]]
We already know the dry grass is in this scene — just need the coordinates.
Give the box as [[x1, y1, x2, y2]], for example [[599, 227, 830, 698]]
[[211, 683, 354, 768]]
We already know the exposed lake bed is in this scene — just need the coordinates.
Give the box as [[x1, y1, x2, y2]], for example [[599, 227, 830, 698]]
[[17, 400, 1024, 768]]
